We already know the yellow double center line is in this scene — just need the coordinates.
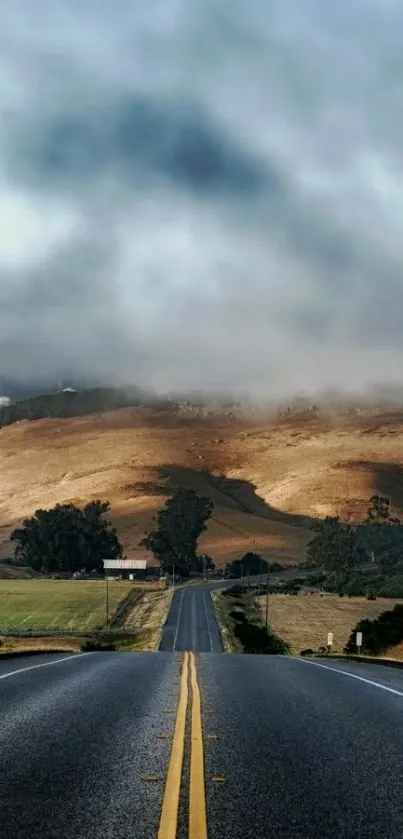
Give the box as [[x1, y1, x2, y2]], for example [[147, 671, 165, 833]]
[[158, 652, 208, 839]]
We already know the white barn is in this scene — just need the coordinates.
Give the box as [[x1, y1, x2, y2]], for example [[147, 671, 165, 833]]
[[103, 558, 148, 581]]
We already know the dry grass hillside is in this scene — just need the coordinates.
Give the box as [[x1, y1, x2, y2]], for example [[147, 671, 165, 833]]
[[1, 405, 403, 566]]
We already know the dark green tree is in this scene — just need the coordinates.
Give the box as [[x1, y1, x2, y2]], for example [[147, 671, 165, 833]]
[[10, 500, 122, 573], [227, 552, 268, 578], [306, 517, 360, 584], [358, 495, 403, 571], [365, 495, 397, 525], [140, 488, 214, 577]]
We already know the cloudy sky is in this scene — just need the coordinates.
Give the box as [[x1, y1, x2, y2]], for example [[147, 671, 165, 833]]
[[1, 0, 403, 398]]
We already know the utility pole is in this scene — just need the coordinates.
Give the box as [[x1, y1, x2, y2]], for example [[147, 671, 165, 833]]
[[105, 571, 109, 626], [265, 572, 269, 630], [172, 562, 175, 591]]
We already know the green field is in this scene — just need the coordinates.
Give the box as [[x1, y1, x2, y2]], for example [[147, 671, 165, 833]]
[[0, 580, 132, 631]]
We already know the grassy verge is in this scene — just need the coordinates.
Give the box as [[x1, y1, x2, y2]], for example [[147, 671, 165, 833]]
[[121, 588, 173, 651], [0, 580, 133, 631], [0, 629, 151, 655], [0, 579, 170, 653], [0, 634, 82, 655], [214, 586, 289, 654]]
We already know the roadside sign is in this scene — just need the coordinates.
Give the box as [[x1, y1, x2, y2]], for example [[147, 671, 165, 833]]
[[327, 632, 333, 646], [356, 631, 363, 648]]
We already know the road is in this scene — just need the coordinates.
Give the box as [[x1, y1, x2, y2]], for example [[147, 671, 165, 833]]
[[159, 586, 222, 652], [2, 587, 403, 837]]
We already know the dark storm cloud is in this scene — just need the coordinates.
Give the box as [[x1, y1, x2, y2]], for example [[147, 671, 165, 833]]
[[10, 96, 266, 197], [1, 0, 403, 398]]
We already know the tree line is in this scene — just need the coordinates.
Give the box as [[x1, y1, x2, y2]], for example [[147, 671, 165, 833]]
[[9, 488, 215, 577], [307, 495, 403, 592], [9, 488, 403, 584]]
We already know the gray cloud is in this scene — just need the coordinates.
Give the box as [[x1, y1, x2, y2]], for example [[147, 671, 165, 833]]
[[1, 0, 403, 399], [9, 96, 268, 197]]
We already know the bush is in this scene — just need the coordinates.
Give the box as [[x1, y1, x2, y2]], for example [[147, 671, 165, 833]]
[[222, 585, 244, 598], [229, 608, 246, 623], [378, 576, 403, 597], [234, 620, 289, 654], [345, 604, 403, 655], [81, 638, 116, 652]]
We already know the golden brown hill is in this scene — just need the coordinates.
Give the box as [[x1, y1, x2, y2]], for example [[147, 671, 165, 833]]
[[1, 405, 403, 566]]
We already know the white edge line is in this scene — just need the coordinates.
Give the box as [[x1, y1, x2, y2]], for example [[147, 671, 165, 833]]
[[173, 589, 184, 653], [297, 657, 403, 698], [203, 590, 214, 652], [0, 652, 93, 681]]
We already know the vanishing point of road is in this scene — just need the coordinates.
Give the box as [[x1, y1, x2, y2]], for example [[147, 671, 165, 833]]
[[1, 584, 403, 838]]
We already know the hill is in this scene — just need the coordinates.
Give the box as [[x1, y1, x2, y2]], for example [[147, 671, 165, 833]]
[[1, 404, 403, 566], [0, 385, 173, 428]]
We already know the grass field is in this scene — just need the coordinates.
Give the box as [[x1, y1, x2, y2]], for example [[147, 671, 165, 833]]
[[0, 579, 133, 631], [258, 593, 403, 654]]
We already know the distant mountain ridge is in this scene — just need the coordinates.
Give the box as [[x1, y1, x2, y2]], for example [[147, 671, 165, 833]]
[[0, 385, 175, 428], [0, 375, 106, 402]]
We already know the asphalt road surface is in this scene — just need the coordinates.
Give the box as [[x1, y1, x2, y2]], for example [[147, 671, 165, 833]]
[[159, 585, 223, 652], [2, 597, 403, 837]]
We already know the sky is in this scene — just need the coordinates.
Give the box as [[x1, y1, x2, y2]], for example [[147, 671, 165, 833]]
[[1, 0, 403, 399]]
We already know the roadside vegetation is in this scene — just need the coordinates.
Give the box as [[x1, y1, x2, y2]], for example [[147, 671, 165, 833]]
[[215, 586, 289, 654], [345, 604, 403, 656], [306, 495, 403, 597], [259, 592, 403, 655], [219, 494, 403, 658], [0, 579, 170, 655]]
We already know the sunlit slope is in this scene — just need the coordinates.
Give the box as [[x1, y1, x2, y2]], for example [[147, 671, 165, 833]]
[[1, 406, 403, 565]]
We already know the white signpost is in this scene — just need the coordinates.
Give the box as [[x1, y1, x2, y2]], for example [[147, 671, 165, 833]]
[[356, 631, 363, 654], [327, 632, 333, 649]]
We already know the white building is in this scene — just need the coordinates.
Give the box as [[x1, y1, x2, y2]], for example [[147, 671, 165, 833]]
[[103, 558, 148, 580]]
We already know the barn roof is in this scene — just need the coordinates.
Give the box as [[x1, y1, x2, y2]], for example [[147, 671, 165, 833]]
[[103, 558, 148, 570]]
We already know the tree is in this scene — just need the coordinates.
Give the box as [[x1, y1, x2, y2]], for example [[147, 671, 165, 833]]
[[10, 500, 122, 573], [140, 488, 214, 577], [227, 552, 268, 578], [358, 495, 403, 570], [306, 517, 360, 583], [365, 495, 398, 525]]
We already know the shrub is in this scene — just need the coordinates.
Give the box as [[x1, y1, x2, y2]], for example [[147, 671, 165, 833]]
[[234, 620, 288, 654], [345, 605, 403, 655], [378, 576, 403, 597], [81, 638, 116, 652]]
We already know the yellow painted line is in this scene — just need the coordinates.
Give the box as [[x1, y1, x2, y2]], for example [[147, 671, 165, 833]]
[[157, 652, 189, 839], [189, 652, 208, 839]]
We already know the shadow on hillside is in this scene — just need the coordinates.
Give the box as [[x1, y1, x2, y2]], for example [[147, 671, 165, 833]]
[[149, 464, 313, 531], [347, 460, 403, 512]]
